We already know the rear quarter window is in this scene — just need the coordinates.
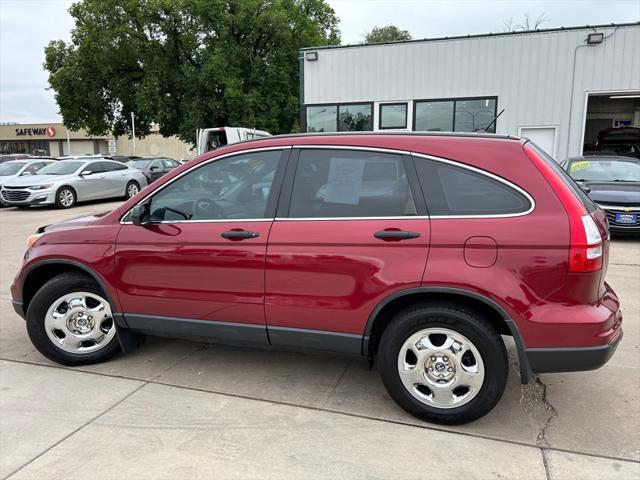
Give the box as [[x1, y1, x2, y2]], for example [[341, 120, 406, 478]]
[[413, 156, 532, 216]]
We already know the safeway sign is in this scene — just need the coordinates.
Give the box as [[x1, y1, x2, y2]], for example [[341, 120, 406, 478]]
[[15, 126, 57, 137]]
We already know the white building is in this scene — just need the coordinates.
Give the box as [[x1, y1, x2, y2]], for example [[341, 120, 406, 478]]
[[300, 23, 640, 160]]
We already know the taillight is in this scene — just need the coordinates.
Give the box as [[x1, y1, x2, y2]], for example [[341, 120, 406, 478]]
[[523, 144, 603, 273], [569, 214, 603, 272]]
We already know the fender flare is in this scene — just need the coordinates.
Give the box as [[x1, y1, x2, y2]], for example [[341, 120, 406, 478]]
[[363, 286, 533, 383]]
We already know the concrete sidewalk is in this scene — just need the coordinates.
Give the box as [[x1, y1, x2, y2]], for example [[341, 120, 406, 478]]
[[1, 202, 639, 479]]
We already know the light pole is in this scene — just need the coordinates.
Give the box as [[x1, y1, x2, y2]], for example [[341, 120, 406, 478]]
[[131, 112, 136, 156]]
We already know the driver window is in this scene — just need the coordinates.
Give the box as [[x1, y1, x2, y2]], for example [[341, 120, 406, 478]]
[[85, 162, 104, 174], [149, 150, 281, 222]]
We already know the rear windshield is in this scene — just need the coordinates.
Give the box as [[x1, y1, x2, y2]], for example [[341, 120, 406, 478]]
[[205, 131, 228, 151], [527, 142, 598, 213]]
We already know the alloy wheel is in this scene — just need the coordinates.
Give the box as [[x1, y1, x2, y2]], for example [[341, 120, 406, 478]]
[[59, 189, 74, 207], [127, 183, 139, 198]]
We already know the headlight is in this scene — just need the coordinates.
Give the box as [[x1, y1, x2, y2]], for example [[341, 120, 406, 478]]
[[28, 184, 53, 190]]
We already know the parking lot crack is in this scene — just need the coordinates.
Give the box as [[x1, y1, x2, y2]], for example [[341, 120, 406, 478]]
[[520, 376, 558, 448]]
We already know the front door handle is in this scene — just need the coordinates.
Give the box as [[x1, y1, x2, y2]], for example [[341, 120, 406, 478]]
[[374, 230, 420, 240], [221, 230, 260, 240]]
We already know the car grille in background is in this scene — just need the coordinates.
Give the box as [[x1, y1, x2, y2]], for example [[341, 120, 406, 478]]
[[600, 205, 640, 227], [1, 189, 30, 201]]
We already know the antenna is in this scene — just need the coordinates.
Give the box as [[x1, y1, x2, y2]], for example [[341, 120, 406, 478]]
[[479, 108, 505, 132]]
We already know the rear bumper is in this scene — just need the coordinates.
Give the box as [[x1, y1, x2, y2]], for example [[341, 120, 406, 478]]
[[526, 330, 623, 373]]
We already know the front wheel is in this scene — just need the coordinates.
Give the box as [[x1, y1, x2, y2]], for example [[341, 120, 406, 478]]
[[26, 273, 121, 365], [124, 181, 140, 200], [377, 301, 508, 424], [55, 187, 76, 208]]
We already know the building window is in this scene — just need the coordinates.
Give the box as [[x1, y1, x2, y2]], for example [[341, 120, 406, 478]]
[[414, 97, 497, 133], [338, 104, 373, 131], [305, 103, 373, 132], [306, 105, 338, 133], [414, 101, 454, 132], [379, 103, 408, 129]]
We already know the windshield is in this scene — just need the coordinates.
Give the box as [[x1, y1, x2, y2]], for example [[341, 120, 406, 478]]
[[128, 159, 154, 169], [569, 158, 640, 182], [38, 161, 85, 175], [0, 161, 28, 176]]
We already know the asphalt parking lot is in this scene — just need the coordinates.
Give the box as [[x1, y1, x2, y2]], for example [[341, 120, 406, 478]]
[[0, 201, 638, 480]]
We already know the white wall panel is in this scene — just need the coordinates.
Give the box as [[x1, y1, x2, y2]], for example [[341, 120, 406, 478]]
[[303, 25, 640, 158]]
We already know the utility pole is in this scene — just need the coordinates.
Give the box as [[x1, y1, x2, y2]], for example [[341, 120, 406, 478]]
[[131, 112, 136, 156], [66, 128, 71, 155]]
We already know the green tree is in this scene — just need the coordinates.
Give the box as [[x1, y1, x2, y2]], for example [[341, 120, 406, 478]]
[[364, 24, 412, 44], [44, 0, 340, 142]]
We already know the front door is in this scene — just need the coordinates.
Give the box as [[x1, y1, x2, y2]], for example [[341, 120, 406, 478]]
[[265, 148, 430, 354], [115, 148, 288, 342]]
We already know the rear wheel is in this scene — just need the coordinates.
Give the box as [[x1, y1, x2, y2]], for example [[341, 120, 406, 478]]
[[124, 181, 140, 199], [26, 273, 121, 365], [377, 301, 508, 424], [55, 187, 76, 208]]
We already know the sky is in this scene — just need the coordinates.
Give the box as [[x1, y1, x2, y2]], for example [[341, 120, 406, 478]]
[[0, 0, 638, 124]]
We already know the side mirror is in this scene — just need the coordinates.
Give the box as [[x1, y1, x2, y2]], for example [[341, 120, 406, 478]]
[[80, 170, 93, 176], [150, 165, 159, 171], [21, 171, 32, 176], [131, 203, 150, 226]]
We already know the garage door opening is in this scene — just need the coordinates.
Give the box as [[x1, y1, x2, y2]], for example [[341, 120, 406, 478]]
[[583, 93, 640, 158]]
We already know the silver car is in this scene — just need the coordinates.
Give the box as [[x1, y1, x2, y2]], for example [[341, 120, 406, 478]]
[[0, 159, 147, 208], [0, 159, 57, 206]]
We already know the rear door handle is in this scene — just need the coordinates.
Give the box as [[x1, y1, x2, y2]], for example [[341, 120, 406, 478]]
[[221, 230, 260, 240], [374, 230, 420, 240]]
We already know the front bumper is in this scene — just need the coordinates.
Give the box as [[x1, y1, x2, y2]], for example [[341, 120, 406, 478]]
[[12, 300, 25, 319], [526, 330, 623, 373], [0, 188, 55, 206]]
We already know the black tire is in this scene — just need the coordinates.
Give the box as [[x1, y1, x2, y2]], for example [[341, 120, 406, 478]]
[[377, 301, 508, 425], [124, 181, 140, 200], [26, 273, 121, 366], [55, 186, 76, 209]]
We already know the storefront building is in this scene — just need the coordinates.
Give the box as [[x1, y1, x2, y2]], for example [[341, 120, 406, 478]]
[[0, 123, 195, 160]]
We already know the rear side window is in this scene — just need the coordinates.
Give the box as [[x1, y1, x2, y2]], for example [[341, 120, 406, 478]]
[[414, 157, 531, 216], [289, 149, 416, 218], [527, 142, 598, 214]]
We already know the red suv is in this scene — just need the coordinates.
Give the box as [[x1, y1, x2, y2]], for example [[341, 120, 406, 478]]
[[11, 133, 623, 424]]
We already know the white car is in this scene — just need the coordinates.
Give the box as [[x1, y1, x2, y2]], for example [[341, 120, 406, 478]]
[[0, 158, 147, 208], [0, 159, 56, 206]]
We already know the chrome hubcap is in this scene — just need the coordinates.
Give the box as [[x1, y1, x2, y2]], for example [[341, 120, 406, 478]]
[[44, 292, 115, 354], [397, 328, 485, 409], [127, 184, 139, 197], [59, 190, 73, 207]]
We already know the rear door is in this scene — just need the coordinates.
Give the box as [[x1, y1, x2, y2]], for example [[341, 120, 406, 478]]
[[264, 147, 430, 354], [101, 161, 128, 196]]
